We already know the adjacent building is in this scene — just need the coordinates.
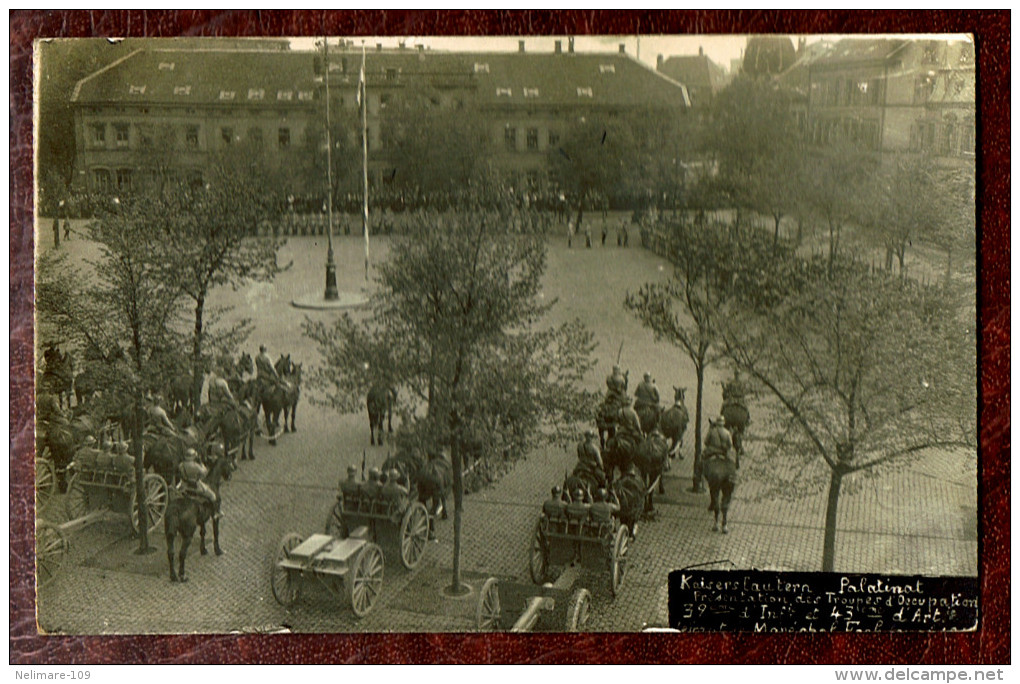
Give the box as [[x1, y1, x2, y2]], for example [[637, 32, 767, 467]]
[[781, 38, 975, 163], [69, 41, 690, 196], [656, 47, 729, 110]]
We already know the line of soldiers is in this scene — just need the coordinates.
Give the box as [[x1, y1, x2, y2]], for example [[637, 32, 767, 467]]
[[543, 484, 620, 527], [339, 465, 410, 516]]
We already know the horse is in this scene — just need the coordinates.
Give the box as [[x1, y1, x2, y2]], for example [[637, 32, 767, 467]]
[[635, 403, 661, 436], [595, 397, 620, 451], [225, 352, 255, 396], [168, 371, 194, 417], [73, 365, 102, 407], [143, 425, 205, 486], [39, 412, 97, 491], [633, 427, 669, 517], [720, 399, 749, 467], [383, 449, 452, 535], [703, 453, 738, 534], [42, 346, 74, 409], [202, 400, 257, 461], [367, 383, 396, 446], [658, 387, 689, 458], [261, 355, 301, 445], [163, 451, 237, 582]]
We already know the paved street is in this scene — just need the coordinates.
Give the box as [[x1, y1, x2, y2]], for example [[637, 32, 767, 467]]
[[35, 222, 977, 634]]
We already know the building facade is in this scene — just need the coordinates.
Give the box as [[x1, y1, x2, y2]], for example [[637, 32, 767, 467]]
[[656, 48, 730, 110], [70, 41, 690, 197], [788, 38, 975, 163]]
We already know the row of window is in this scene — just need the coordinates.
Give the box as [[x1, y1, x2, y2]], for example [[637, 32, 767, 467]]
[[909, 116, 975, 156], [503, 126, 561, 152], [810, 117, 882, 150], [87, 122, 295, 150], [813, 77, 884, 107]]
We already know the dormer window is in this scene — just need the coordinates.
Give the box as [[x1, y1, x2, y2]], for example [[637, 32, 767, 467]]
[[599, 64, 616, 74], [219, 90, 236, 100], [248, 88, 265, 100], [298, 91, 314, 101], [277, 90, 293, 101], [128, 85, 146, 95], [474, 62, 490, 73], [158, 62, 175, 71], [496, 87, 512, 97], [577, 87, 593, 97], [173, 85, 191, 96], [523, 88, 539, 98]]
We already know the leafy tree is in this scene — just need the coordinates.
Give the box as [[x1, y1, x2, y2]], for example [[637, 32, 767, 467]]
[[150, 146, 286, 410], [37, 202, 186, 553], [625, 222, 794, 489], [720, 256, 976, 571], [802, 144, 875, 275], [303, 210, 596, 593]]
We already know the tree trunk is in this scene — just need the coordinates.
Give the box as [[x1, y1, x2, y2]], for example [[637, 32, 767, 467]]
[[773, 214, 781, 249], [191, 297, 205, 416], [692, 362, 705, 492], [945, 246, 953, 288], [898, 248, 907, 281], [575, 206, 584, 233], [822, 466, 845, 572], [133, 399, 154, 553], [449, 432, 467, 594]]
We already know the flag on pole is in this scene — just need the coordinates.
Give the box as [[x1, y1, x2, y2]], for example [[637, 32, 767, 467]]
[[359, 45, 370, 280]]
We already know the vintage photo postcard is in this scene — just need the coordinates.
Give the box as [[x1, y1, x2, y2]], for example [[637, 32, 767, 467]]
[[29, 31, 979, 640]]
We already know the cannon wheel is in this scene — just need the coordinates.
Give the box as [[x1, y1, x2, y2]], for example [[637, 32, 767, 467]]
[[36, 521, 68, 588], [566, 588, 592, 632], [610, 524, 630, 597], [130, 473, 168, 535], [528, 519, 549, 584], [64, 473, 89, 521], [35, 456, 57, 513], [475, 577, 503, 631], [324, 500, 347, 538], [346, 542, 384, 618], [399, 501, 430, 570], [270, 533, 303, 607]]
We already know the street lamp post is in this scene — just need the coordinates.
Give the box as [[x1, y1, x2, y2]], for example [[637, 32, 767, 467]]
[[323, 36, 339, 301]]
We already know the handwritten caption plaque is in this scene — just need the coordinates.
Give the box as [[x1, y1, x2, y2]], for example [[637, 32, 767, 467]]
[[668, 571, 978, 632]]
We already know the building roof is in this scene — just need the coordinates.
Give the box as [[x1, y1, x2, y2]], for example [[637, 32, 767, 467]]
[[808, 39, 909, 68], [72, 47, 690, 110], [658, 54, 727, 93]]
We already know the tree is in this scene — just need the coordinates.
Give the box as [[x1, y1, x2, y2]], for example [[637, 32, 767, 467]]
[[303, 210, 596, 594], [37, 201, 186, 553], [625, 222, 793, 490], [151, 146, 286, 411], [720, 256, 976, 571], [802, 144, 875, 275]]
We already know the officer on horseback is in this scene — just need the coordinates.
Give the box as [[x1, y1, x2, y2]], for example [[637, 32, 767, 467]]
[[177, 448, 219, 513], [722, 371, 748, 404], [207, 368, 238, 408], [256, 345, 283, 390], [576, 429, 607, 489], [145, 393, 178, 438], [634, 372, 659, 411], [704, 415, 733, 461], [606, 365, 629, 396]]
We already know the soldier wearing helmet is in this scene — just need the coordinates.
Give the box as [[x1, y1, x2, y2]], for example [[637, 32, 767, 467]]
[[340, 465, 361, 507], [177, 448, 218, 509], [590, 487, 620, 525], [634, 372, 660, 412], [362, 467, 383, 500], [145, 393, 177, 438], [576, 429, 607, 489], [543, 485, 567, 519], [381, 467, 409, 513]]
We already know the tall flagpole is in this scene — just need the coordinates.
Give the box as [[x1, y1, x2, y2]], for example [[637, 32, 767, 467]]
[[323, 36, 339, 300], [361, 43, 370, 281]]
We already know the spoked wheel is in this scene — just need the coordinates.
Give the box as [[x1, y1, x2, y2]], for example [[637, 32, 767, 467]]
[[36, 521, 68, 588], [64, 473, 88, 521], [130, 473, 168, 535], [324, 500, 347, 538], [35, 457, 57, 514], [346, 542, 384, 618], [528, 519, 549, 585], [566, 588, 592, 632], [270, 533, 303, 607], [399, 502, 430, 570], [610, 524, 630, 598], [475, 577, 503, 631]]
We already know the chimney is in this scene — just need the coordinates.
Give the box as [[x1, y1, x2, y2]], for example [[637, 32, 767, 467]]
[[569, 37, 575, 53], [376, 43, 382, 52], [619, 43, 626, 54], [798, 37, 807, 55], [657, 54, 664, 70], [519, 40, 525, 53], [555, 40, 562, 54], [699, 46, 704, 57], [417, 44, 424, 53]]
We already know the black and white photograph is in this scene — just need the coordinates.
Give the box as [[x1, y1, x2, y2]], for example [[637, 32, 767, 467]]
[[32, 32, 978, 635]]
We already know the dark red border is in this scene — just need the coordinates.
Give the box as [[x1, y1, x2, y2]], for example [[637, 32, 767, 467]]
[[10, 10, 1009, 664]]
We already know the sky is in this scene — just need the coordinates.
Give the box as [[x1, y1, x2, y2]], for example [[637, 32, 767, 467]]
[[292, 34, 972, 74]]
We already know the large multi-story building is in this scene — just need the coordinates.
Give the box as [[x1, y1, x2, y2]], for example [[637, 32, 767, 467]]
[[780, 38, 975, 163], [69, 40, 690, 196]]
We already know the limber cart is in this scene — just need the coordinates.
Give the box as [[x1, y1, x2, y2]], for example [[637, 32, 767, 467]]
[[474, 491, 631, 632], [37, 446, 168, 588], [324, 483, 432, 571], [270, 528, 385, 618]]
